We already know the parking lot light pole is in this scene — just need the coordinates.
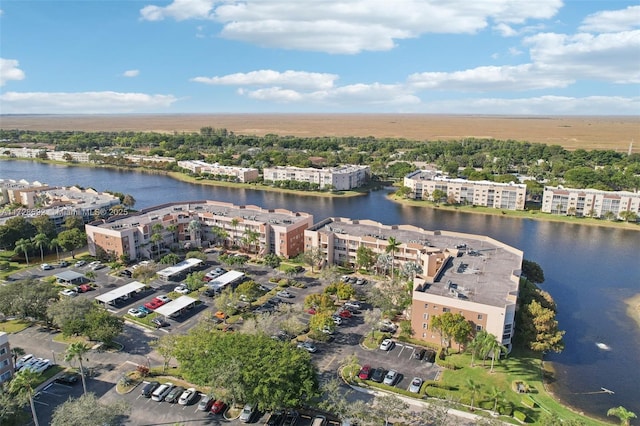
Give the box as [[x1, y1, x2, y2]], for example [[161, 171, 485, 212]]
[[51, 350, 56, 365]]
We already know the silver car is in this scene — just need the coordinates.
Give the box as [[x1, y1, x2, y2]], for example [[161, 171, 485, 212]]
[[408, 377, 423, 393], [383, 370, 399, 386]]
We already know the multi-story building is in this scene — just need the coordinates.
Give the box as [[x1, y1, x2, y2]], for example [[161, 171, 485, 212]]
[[0, 179, 50, 206], [1, 147, 90, 162], [0, 332, 12, 384], [177, 160, 259, 183], [304, 217, 522, 351], [263, 165, 370, 190], [542, 186, 640, 219], [85, 200, 313, 261], [404, 170, 526, 210]]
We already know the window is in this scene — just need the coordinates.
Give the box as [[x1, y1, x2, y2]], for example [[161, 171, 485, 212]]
[[0, 371, 11, 382], [0, 348, 5, 355], [423, 303, 428, 308], [433, 306, 438, 311], [422, 323, 427, 329], [443, 308, 450, 313], [423, 313, 429, 320], [477, 314, 483, 320], [476, 325, 483, 332], [1, 359, 7, 367]]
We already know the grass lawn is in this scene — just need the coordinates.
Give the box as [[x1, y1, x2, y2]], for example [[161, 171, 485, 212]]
[[0, 319, 32, 333], [432, 348, 608, 425]]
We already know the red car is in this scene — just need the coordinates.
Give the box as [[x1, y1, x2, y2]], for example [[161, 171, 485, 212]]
[[307, 307, 317, 315], [144, 298, 164, 310], [210, 400, 227, 414], [358, 365, 372, 380], [338, 309, 352, 319]]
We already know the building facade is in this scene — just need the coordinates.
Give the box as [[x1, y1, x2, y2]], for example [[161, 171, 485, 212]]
[[263, 165, 370, 190], [85, 200, 313, 261], [304, 217, 522, 350], [0, 332, 12, 384], [177, 160, 259, 183], [542, 186, 640, 219], [404, 170, 526, 210]]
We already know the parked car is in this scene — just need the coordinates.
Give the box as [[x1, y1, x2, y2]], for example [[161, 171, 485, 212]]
[[119, 269, 132, 277], [409, 377, 423, 393], [371, 367, 387, 383], [164, 386, 184, 403], [321, 326, 335, 335], [266, 410, 285, 426], [240, 403, 257, 422], [307, 307, 317, 315], [383, 370, 399, 386], [156, 295, 171, 303], [127, 308, 146, 318], [210, 400, 227, 414], [337, 309, 352, 319], [424, 350, 436, 363], [178, 387, 198, 405], [75, 284, 92, 293], [41, 263, 53, 270], [141, 381, 160, 398], [377, 319, 397, 333], [151, 382, 174, 401], [55, 372, 80, 385], [89, 261, 104, 270], [379, 338, 394, 351], [15, 354, 34, 370], [27, 358, 51, 374], [312, 415, 327, 426], [144, 298, 164, 310], [355, 278, 366, 285], [332, 316, 343, 326], [60, 289, 78, 297], [19, 357, 40, 372], [282, 410, 299, 426], [358, 364, 372, 380], [203, 287, 219, 297], [297, 341, 317, 353], [344, 301, 361, 310], [277, 290, 294, 298], [414, 349, 426, 360], [138, 305, 152, 315], [152, 317, 169, 328], [198, 395, 215, 411], [58, 260, 69, 267], [214, 311, 227, 320], [174, 284, 190, 295]]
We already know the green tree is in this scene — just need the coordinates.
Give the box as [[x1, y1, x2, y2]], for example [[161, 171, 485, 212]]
[[32, 233, 49, 263], [65, 342, 91, 395], [160, 253, 180, 265], [355, 245, 376, 271], [47, 297, 94, 337], [122, 194, 136, 208], [520, 299, 565, 353], [488, 386, 505, 414], [385, 237, 401, 281], [302, 247, 324, 273], [486, 336, 508, 372], [432, 188, 447, 202], [185, 250, 207, 261], [242, 228, 260, 254], [184, 271, 205, 291], [57, 228, 86, 258], [430, 312, 470, 350], [64, 215, 85, 231], [9, 369, 41, 426], [304, 293, 334, 312], [150, 334, 178, 373], [236, 280, 262, 303], [522, 259, 545, 284], [10, 346, 25, 371], [607, 406, 637, 426], [374, 394, 409, 425], [469, 330, 493, 367], [0, 278, 58, 323], [14, 238, 33, 265], [31, 214, 56, 238], [263, 253, 281, 268], [51, 392, 129, 426], [49, 237, 61, 260], [466, 378, 482, 411], [231, 218, 240, 246], [84, 309, 124, 344], [309, 311, 334, 334]]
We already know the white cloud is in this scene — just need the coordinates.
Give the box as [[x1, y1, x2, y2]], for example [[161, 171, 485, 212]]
[[0, 58, 26, 86], [525, 30, 640, 83], [579, 5, 640, 33], [407, 64, 572, 92], [494, 23, 517, 37], [508, 47, 523, 56], [140, 0, 214, 21], [0, 91, 177, 114], [419, 95, 640, 115], [191, 70, 338, 90], [123, 69, 140, 78], [141, 0, 563, 54]]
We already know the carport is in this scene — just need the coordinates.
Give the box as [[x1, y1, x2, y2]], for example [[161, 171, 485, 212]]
[[156, 258, 203, 281], [208, 270, 245, 291], [95, 281, 146, 306], [154, 295, 198, 318], [55, 271, 86, 286]]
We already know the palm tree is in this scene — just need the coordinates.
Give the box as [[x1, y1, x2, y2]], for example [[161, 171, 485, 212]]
[[243, 228, 260, 254], [65, 342, 91, 395], [9, 369, 41, 426], [50, 237, 61, 260], [231, 218, 240, 247], [10, 346, 25, 370], [466, 378, 481, 411], [487, 338, 508, 373], [385, 236, 400, 281], [14, 238, 33, 265], [32, 233, 49, 263], [468, 331, 490, 367], [488, 386, 505, 414], [607, 406, 637, 426], [166, 224, 178, 245]]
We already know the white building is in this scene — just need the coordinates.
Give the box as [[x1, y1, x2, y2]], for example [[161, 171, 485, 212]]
[[263, 165, 370, 190], [404, 170, 526, 210], [177, 160, 259, 183], [542, 186, 640, 219]]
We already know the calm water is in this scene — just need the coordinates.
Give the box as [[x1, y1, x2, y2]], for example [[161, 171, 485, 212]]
[[2, 160, 640, 421]]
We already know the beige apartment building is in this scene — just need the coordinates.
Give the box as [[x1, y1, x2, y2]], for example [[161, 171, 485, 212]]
[[542, 186, 640, 219], [0, 332, 12, 384], [404, 170, 526, 210], [177, 160, 259, 183], [304, 217, 522, 350], [86, 200, 313, 261], [263, 165, 370, 190]]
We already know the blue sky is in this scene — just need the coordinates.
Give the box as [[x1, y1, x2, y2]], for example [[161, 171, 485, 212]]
[[0, 0, 638, 115]]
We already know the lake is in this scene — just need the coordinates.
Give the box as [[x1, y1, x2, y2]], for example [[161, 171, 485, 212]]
[[2, 160, 639, 421]]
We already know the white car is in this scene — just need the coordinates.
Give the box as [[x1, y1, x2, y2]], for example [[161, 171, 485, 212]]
[[332, 316, 343, 326], [156, 295, 171, 303], [383, 370, 399, 386], [240, 403, 257, 423], [277, 290, 294, 298], [75, 260, 86, 267], [409, 377, 423, 393], [174, 285, 190, 295], [297, 342, 317, 353], [128, 308, 146, 318], [379, 339, 394, 351], [344, 301, 361, 310], [151, 382, 174, 401], [15, 354, 34, 370], [30, 358, 52, 374], [178, 387, 198, 405], [41, 263, 53, 270], [60, 289, 78, 297]]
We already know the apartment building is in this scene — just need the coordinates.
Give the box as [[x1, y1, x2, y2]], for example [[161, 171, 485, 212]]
[[404, 170, 526, 210], [86, 200, 313, 261], [0, 332, 12, 384], [263, 165, 370, 190], [1, 147, 90, 162], [304, 217, 522, 350], [542, 186, 640, 219], [177, 160, 259, 183]]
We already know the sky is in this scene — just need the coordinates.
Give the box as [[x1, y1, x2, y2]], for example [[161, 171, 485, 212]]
[[0, 0, 639, 115]]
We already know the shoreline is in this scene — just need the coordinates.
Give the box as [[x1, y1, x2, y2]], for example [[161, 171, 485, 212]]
[[624, 293, 640, 330], [387, 193, 640, 232]]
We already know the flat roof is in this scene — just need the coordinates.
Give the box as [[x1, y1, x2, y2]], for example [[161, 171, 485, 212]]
[[156, 258, 203, 278], [154, 296, 198, 317], [55, 271, 85, 281], [209, 270, 244, 290], [95, 281, 145, 303]]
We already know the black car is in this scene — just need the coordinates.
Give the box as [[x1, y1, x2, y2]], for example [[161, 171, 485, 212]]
[[55, 372, 79, 385], [414, 349, 426, 360], [370, 367, 387, 383], [141, 381, 160, 398], [152, 317, 169, 328], [424, 350, 437, 363], [120, 269, 133, 277], [267, 410, 285, 426], [282, 410, 299, 426], [164, 386, 185, 403], [203, 287, 219, 297]]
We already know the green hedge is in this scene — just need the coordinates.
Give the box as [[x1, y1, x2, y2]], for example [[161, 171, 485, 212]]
[[514, 410, 527, 422], [521, 395, 536, 408]]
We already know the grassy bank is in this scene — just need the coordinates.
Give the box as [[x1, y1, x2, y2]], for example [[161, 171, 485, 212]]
[[388, 193, 640, 231]]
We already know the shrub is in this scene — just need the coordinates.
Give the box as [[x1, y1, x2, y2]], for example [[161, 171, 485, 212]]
[[513, 410, 527, 422], [521, 395, 536, 408]]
